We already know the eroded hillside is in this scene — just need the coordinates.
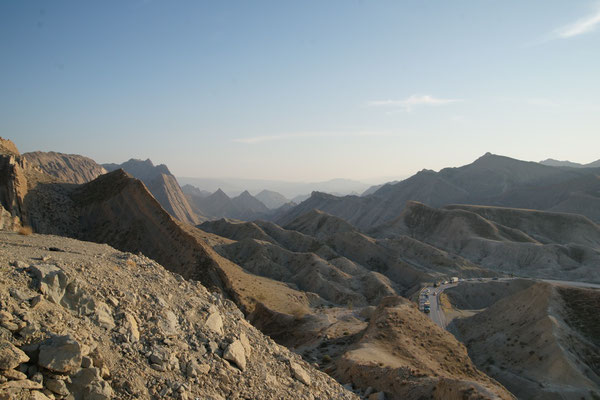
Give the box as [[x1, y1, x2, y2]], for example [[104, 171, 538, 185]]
[[448, 281, 600, 399]]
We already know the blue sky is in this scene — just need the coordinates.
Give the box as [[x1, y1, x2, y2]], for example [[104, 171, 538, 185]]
[[1, 1, 599, 181]]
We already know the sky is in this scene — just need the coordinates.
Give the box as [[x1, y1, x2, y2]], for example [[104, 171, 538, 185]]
[[1, 0, 599, 182]]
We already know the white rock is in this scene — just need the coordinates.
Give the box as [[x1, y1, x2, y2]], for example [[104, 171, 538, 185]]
[[290, 362, 311, 386], [205, 312, 223, 335], [223, 340, 246, 371]]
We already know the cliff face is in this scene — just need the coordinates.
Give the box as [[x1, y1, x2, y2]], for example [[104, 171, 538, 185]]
[[23, 151, 108, 184], [0, 138, 29, 230]]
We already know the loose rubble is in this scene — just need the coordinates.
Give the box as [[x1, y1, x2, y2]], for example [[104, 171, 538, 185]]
[[0, 231, 358, 399]]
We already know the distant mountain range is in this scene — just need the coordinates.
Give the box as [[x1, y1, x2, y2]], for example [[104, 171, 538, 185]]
[[539, 158, 600, 168], [177, 176, 371, 199], [278, 152, 600, 229]]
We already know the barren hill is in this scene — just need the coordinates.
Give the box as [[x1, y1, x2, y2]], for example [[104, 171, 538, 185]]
[[334, 297, 514, 399], [277, 153, 600, 229], [103, 159, 199, 225], [449, 282, 600, 399], [370, 202, 600, 282], [0, 231, 358, 400], [23, 151, 107, 184]]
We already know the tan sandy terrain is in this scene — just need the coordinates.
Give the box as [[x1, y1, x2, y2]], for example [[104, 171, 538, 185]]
[[449, 282, 600, 399], [333, 297, 514, 399]]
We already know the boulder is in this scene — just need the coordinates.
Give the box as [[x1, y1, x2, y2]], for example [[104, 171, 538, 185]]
[[0, 340, 29, 370], [38, 335, 82, 374], [69, 367, 113, 400], [45, 377, 70, 396], [28, 264, 68, 304]]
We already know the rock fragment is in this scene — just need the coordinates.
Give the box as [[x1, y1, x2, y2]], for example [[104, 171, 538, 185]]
[[223, 340, 246, 371], [290, 362, 311, 386], [205, 312, 223, 335], [38, 335, 82, 374], [0, 340, 29, 370]]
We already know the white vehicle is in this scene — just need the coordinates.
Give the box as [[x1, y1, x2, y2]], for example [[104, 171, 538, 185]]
[[450, 277, 459, 283]]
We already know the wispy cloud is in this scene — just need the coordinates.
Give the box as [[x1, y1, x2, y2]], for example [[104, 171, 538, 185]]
[[525, 98, 560, 108], [367, 95, 462, 112], [232, 130, 390, 144], [555, 5, 600, 38]]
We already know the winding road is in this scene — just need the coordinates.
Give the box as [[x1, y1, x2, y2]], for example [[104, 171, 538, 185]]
[[419, 277, 600, 329]]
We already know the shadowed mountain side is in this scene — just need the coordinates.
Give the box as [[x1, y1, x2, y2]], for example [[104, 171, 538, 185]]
[[103, 158, 199, 225], [334, 297, 515, 399], [445, 204, 600, 248], [181, 183, 211, 198], [370, 202, 600, 282], [449, 282, 600, 399], [255, 189, 290, 209], [232, 190, 270, 214], [277, 153, 600, 229], [23, 151, 107, 184], [186, 189, 273, 221], [540, 158, 600, 168]]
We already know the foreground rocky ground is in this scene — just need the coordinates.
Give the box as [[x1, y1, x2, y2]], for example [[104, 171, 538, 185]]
[[0, 231, 359, 400]]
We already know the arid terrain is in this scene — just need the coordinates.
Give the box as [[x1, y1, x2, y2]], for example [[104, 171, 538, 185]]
[[2, 137, 599, 399]]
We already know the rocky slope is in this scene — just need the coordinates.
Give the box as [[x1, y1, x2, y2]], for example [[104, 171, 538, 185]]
[[103, 159, 199, 225], [449, 282, 600, 399], [278, 153, 600, 229], [22, 152, 107, 185], [0, 231, 358, 400]]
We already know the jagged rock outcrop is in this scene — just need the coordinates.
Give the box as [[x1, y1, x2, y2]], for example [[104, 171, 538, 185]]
[[0, 138, 29, 230], [104, 159, 199, 225], [23, 151, 107, 184], [0, 231, 358, 400]]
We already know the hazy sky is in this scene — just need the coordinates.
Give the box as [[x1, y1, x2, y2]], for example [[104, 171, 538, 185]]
[[2, 1, 599, 182]]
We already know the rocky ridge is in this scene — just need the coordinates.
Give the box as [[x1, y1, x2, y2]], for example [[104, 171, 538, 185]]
[[22, 152, 107, 185]]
